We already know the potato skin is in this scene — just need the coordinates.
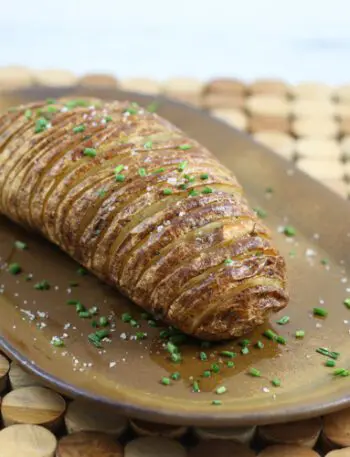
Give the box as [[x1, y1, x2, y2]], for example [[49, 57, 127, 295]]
[[0, 98, 288, 340]]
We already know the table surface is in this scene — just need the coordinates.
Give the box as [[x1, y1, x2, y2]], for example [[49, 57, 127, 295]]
[[1, 0, 350, 84]]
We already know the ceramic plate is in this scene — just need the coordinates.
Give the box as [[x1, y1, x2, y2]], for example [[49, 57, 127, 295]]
[[0, 88, 350, 426]]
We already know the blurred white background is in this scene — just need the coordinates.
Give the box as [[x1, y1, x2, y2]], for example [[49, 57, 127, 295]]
[[1, 0, 350, 83]]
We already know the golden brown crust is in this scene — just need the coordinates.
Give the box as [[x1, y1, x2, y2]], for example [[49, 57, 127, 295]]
[[0, 98, 288, 340]]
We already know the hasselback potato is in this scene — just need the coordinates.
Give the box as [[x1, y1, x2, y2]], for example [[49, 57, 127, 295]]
[[0, 98, 288, 340]]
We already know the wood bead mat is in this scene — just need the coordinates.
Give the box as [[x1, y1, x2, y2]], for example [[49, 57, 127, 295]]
[[0, 67, 350, 456]]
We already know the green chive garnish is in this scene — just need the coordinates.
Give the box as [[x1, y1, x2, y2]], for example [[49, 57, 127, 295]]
[[202, 187, 213, 194], [47, 106, 58, 113], [51, 337, 64, 347], [227, 361, 235, 368], [271, 377, 281, 387], [220, 351, 236, 358], [325, 359, 336, 367], [14, 240, 27, 250], [99, 316, 109, 327], [277, 316, 290, 325], [105, 115, 112, 122], [202, 370, 211, 377], [161, 377, 171, 385], [76, 303, 85, 313], [83, 148, 97, 157], [34, 118, 49, 133], [254, 207, 267, 218], [266, 187, 273, 193], [124, 107, 138, 115], [130, 319, 139, 328], [224, 258, 234, 266], [249, 368, 261, 377], [46, 98, 56, 104], [67, 299, 80, 305], [138, 168, 147, 177], [73, 125, 86, 134], [200, 352, 208, 361], [97, 189, 106, 197], [8, 263, 22, 275], [34, 280, 50, 290], [24, 109, 32, 120], [178, 161, 188, 172], [77, 267, 87, 276], [313, 307, 328, 317], [136, 332, 147, 340], [283, 226, 296, 237], [163, 188, 173, 195], [212, 400, 222, 406], [241, 346, 250, 355], [295, 330, 305, 338], [147, 101, 159, 113], [333, 368, 350, 377], [263, 329, 277, 340], [171, 353, 182, 363], [88, 333, 102, 348], [178, 144, 191, 150], [321, 258, 329, 265], [153, 167, 165, 174], [189, 190, 199, 197], [276, 335, 287, 345], [316, 348, 340, 360], [255, 341, 264, 349], [200, 173, 209, 180], [344, 298, 350, 309], [114, 165, 125, 174], [211, 363, 220, 373], [144, 141, 153, 149], [79, 311, 91, 318], [115, 174, 125, 182], [216, 386, 227, 395], [192, 381, 200, 393], [171, 372, 181, 380], [121, 313, 132, 323]]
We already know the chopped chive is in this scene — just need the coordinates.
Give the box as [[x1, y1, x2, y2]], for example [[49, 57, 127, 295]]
[[224, 258, 234, 266], [271, 377, 281, 387], [189, 190, 199, 197], [79, 311, 91, 318], [88, 333, 102, 348], [313, 307, 328, 317], [114, 164, 125, 174], [83, 148, 97, 157], [105, 115, 113, 122], [153, 167, 165, 174], [266, 186, 273, 193], [46, 98, 56, 104], [161, 377, 171, 386], [289, 250, 296, 258], [276, 335, 287, 345], [212, 400, 222, 406], [94, 329, 110, 340], [178, 161, 188, 172], [76, 303, 85, 313], [166, 342, 178, 354], [178, 144, 191, 150], [66, 300, 80, 307], [147, 101, 159, 113], [89, 306, 98, 316], [277, 316, 290, 325], [202, 370, 211, 378], [216, 386, 227, 395], [115, 174, 125, 182], [344, 298, 350, 309], [170, 352, 182, 363], [144, 141, 153, 149], [47, 106, 58, 113], [241, 346, 250, 355], [283, 225, 296, 237], [200, 352, 208, 361], [202, 187, 213, 194], [192, 380, 200, 393], [124, 107, 138, 115], [321, 258, 329, 265], [171, 372, 181, 380], [325, 359, 336, 367], [97, 189, 106, 197], [51, 336, 64, 347], [163, 188, 173, 195], [227, 361, 235, 368], [316, 348, 340, 360], [159, 330, 170, 339], [249, 368, 261, 377], [65, 99, 90, 109], [34, 280, 50, 290], [130, 319, 139, 328], [73, 125, 86, 133], [220, 351, 236, 358], [184, 174, 195, 183], [77, 267, 87, 276], [24, 109, 32, 120], [295, 330, 305, 338], [91, 320, 98, 328], [99, 316, 109, 327], [200, 173, 209, 180], [333, 368, 350, 377], [263, 329, 277, 340], [34, 117, 49, 133], [254, 207, 267, 218], [8, 263, 22, 275], [138, 168, 147, 177], [255, 341, 264, 349], [239, 339, 250, 347], [136, 332, 147, 340], [211, 363, 220, 373], [121, 313, 132, 323]]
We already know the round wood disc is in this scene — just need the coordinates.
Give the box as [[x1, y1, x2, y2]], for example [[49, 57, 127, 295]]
[[323, 408, 350, 447], [193, 425, 256, 444], [249, 79, 289, 97], [203, 93, 245, 110], [1, 386, 65, 431], [294, 139, 340, 160], [297, 159, 344, 180], [188, 439, 255, 457], [130, 418, 188, 438], [211, 108, 247, 130], [292, 118, 338, 139], [292, 82, 333, 100], [258, 444, 320, 457], [0, 424, 57, 457], [258, 418, 322, 448], [291, 100, 335, 117], [9, 362, 43, 390], [249, 115, 290, 134], [205, 78, 246, 96], [79, 74, 118, 88], [119, 78, 160, 95], [253, 132, 295, 160], [246, 96, 289, 117], [56, 431, 123, 457], [0, 352, 9, 393], [33, 69, 77, 87], [0, 66, 34, 90], [125, 436, 186, 457], [163, 78, 204, 95], [65, 399, 128, 436], [326, 450, 350, 457]]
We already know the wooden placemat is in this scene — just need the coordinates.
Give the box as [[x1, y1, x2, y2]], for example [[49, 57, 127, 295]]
[[0, 66, 350, 456]]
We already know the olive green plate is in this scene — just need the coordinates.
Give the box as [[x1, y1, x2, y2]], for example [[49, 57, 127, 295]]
[[0, 87, 350, 426]]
